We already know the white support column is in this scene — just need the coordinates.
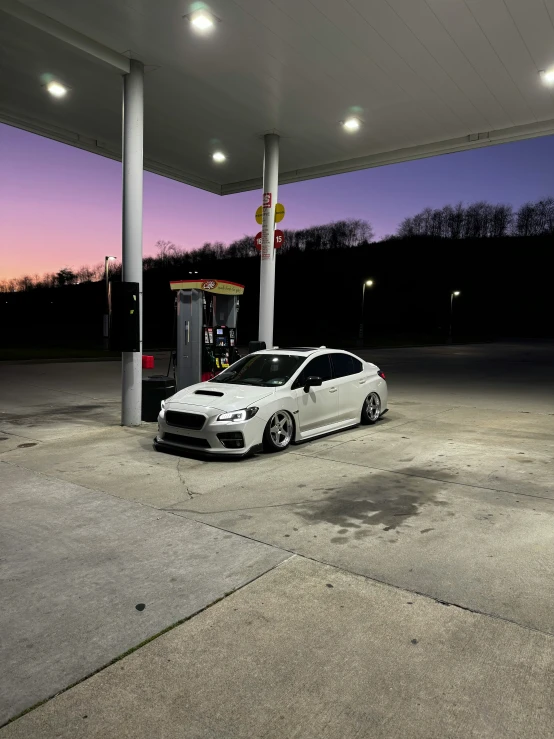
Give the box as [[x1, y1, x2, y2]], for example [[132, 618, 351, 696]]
[[121, 59, 144, 426], [258, 133, 279, 348]]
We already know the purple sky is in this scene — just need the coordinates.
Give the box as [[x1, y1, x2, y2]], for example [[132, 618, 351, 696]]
[[2, 122, 554, 279]]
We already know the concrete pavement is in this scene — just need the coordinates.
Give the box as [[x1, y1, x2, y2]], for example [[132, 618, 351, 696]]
[[1, 341, 553, 736], [2, 557, 553, 739], [0, 463, 288, 725]]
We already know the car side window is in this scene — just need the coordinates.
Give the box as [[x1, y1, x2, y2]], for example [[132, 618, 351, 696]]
[[351, 357, 363, 373], [330, 353, 357, 378], [292, 354, 333, 388]]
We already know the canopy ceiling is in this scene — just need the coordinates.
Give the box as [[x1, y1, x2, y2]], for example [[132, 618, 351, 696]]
[[2, 0, 554, 194]]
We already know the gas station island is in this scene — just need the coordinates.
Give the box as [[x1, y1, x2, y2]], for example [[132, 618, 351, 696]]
[[170, 278, 243, 388]]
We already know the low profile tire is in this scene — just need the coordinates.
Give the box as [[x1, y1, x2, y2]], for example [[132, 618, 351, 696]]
[[263, 410, 294, 452], [361, 392, 381, 425]]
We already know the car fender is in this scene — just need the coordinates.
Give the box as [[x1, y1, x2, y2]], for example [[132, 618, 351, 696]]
[[254, 390, 299, 425]]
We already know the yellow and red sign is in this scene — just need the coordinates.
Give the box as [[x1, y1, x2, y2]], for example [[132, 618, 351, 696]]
[[255, 203, 285, 225], [169, 279, 245, 295], [274, 203, 285, 223]]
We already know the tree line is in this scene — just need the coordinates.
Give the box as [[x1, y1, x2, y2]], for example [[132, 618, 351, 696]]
[[397, 197, 554, 239], [1, 219, 373, 291], [150, 218, 373, 265], [2, 196, 553, 292], [0, 264, 105, 293]]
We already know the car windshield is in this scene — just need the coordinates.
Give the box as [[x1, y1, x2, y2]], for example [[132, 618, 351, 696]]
[[210, 354, 305, 387]]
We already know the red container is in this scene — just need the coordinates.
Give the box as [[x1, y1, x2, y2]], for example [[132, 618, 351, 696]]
[[142, 355, 154, 369]]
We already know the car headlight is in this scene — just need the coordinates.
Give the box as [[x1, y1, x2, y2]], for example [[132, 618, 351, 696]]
[[216, 407, 259, 422]]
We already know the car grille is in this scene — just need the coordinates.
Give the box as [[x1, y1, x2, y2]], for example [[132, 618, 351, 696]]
[[165, 410, 205, 430], [162, 432, 210, 449]]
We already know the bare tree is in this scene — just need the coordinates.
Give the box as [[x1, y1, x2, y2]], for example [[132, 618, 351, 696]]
[[397, 200, 516, 239], [490, 204, 513, 238], [514, 203, 535, 237], [447, 203, 465, 239], [227, 235, 256, 258], [528, 197, 554, 235]]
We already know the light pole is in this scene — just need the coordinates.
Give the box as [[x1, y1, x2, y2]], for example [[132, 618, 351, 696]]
[[448, 290, 461, 344], [358, 279, 374, 346], [103, 255, 117, 348]]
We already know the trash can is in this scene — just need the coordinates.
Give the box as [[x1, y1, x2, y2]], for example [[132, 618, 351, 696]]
[[142, 375, 176, 422]]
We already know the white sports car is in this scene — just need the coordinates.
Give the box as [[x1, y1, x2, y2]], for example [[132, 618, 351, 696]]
[[155, 347, 388, 457]]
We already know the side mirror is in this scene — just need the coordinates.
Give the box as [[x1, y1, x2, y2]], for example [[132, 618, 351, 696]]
[[304, 375, 323, 393]]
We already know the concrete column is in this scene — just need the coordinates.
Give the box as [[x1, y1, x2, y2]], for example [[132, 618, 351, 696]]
[[121, 59, 144, 426], [258, 133, 279, 348]]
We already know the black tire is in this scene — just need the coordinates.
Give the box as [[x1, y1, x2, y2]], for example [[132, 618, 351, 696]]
[[361, 392, 381, 425], [263, 410, 294, 452]]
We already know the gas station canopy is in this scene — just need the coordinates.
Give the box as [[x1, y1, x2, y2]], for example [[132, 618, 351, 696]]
[[3, 0, 554, 196]]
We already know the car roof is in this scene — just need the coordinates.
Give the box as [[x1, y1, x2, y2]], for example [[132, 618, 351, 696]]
[[254, 347, 358, 358]]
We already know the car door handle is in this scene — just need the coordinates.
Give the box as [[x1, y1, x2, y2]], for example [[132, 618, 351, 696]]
[[329, 387, 338, 393]]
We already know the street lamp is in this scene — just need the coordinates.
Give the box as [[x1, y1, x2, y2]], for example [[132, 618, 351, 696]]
[[448, 291, 461, 344], [358, 279, 374, 345], [104, 256, 117, 348]]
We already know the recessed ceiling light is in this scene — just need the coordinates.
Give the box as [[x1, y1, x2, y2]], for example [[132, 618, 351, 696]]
[[342, 117, 361, 132], [46, 81, 68, 98], [212, 151, 226, 163], [189, 10, 215, 31], [540, 69, 554, 86]]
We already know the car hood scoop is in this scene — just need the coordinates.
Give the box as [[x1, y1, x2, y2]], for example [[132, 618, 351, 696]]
[[168, 383, 276, 412]]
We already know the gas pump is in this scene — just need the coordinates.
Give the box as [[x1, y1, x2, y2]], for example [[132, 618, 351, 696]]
[[169, 278, 244, 390]]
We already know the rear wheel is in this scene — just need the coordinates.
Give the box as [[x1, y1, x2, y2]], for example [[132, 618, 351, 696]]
[[361, 392, 381, 424], [263, 410, 294, 452]]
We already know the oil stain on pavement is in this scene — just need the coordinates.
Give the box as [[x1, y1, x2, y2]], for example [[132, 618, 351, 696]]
[[295, 470, 449, 539]]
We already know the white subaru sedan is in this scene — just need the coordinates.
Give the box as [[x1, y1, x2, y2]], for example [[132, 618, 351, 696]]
[[155, 347, 388, 457]]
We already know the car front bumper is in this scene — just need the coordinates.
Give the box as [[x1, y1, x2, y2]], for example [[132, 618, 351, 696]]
[[156, 407, 267, 456]]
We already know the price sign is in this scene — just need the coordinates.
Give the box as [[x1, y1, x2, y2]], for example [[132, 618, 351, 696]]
[[255, 230, 284, 251], [274, 229, 284, 248]]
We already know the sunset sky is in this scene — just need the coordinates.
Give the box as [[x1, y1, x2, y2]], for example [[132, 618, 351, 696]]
[[2, 122, 554, 280]]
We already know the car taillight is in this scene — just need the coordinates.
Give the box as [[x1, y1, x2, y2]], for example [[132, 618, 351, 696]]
[[378, 370, 386, 380]]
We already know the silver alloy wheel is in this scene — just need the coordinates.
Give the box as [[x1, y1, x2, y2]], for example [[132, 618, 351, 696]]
[[365, 392, 381, 422], [269, 410, 294, 448]]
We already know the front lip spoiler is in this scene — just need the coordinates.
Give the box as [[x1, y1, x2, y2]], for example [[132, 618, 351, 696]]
[[153, 436, 263, 459]]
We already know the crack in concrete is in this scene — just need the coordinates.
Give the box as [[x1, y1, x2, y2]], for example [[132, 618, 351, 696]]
[[165, 497, 321, 515], [176, 458, 197, 500], [161, 506, 554, 639]]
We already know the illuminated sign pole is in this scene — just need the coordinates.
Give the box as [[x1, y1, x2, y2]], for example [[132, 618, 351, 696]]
[[258, 133, 279, 349]]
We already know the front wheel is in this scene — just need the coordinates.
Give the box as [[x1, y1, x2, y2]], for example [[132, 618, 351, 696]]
[[361, 392, 381, 425], [263, 410, 294, 452]]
